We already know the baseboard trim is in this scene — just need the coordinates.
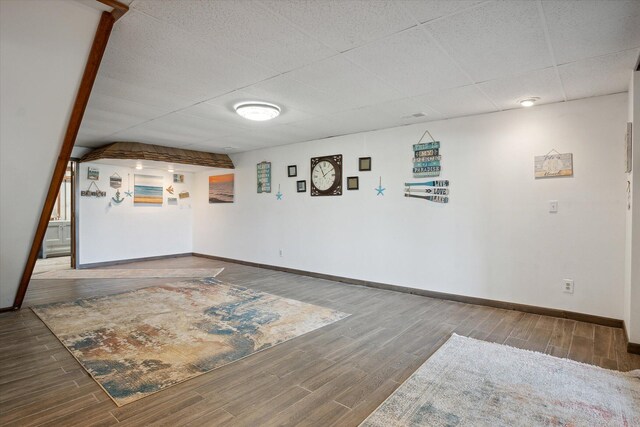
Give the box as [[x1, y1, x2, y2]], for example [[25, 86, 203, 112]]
[[0, 306, 16, 313], [193, 253, 624, 329], [628, 341, 640, 355], [78, 253, 193, 269]]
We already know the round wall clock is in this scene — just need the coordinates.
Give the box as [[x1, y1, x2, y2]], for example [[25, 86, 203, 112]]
[[310, 154, 342, 196]]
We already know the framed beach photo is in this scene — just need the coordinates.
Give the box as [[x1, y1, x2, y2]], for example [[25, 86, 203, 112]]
[[297, 180, 306, 193]]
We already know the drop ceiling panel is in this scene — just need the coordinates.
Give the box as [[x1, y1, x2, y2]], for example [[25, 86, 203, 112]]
[[399, 0, 485, 24], [286, 55, 401, 111], [412, 85, 497, 119], [427, 1, 553, 82], [239, 75, 343, 116], [103, 10, 276, 102], [542, 0, 640, 64], [478, 67, 565, 111], [261, 0, 416, 52], [76, 0, 639, 152], [345, 27, 471, 98], [132, 0, 337, 73], [559, 49, 640, 100], [91, 76, 194, 113]]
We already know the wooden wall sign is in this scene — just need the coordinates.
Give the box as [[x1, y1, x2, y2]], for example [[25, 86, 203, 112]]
[[257, 161, 271, 193], [81, 181, 106, 197], [413, 130, 441, 178], [534, 150, 573, 178]]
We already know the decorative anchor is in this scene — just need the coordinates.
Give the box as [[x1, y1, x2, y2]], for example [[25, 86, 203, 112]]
[[124, 173, 133, 198], [375, 176, 386, 196], [111, 189, 124, 205], [276, 184, 283, 200]]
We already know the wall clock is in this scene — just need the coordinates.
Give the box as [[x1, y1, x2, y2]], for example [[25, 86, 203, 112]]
[[310, 154, 342, 196]]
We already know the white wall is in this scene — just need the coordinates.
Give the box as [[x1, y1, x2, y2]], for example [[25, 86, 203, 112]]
[[193, 94, 628, 320], [0, 0, 101, 308], [78, 163, 193, 265], [627, 71, 640, 342]]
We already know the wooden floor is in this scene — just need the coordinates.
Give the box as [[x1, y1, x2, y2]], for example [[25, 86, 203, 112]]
[[2, 256, 639, 426]]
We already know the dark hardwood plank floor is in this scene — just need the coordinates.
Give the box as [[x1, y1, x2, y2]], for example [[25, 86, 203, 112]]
[[1, 256, 638, 426]]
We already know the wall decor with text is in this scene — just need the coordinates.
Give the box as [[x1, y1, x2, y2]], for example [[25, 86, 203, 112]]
[[412, 130, 441, 178], [81, 181, 106, 198], [257, 161, 271, 193], [534, 150, 573, 178]]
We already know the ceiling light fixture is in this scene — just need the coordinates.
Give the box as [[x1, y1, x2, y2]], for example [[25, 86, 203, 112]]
[[519, 97, 539, 107], [168, 168, 174, 173], [136, 164, 143, 170], [235, 102, 281, 121]]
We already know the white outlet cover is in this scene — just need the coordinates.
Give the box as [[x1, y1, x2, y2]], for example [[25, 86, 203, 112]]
[[563, 279, 574, 294], [549, 200, 558, 213]]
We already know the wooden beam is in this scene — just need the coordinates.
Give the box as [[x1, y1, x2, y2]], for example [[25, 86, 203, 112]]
[[96, 0, 129, 22], [81, 141, 235, 169], [12, 11, 117, 309]]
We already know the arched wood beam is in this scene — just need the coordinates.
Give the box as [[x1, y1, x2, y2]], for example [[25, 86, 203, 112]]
[[12, 5, 124, 309]]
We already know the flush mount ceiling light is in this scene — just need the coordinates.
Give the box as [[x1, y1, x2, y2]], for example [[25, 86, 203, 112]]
[[519, 97, 540, 107], [235, 102, 281, 121], [136, 164, 143, 170]]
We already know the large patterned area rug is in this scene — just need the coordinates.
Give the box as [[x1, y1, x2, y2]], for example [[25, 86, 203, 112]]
[[32, 267, 224, 280], [361, 334, 640, 427], [32, 278, 349, 406]]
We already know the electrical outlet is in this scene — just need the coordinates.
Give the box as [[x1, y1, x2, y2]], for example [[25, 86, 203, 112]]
[[563, 279, 574, 294], [279, 249, 283, 257], [549, 200, 558, 213]]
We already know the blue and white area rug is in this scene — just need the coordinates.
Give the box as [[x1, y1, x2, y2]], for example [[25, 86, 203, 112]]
[[361, 334, 640, 426]]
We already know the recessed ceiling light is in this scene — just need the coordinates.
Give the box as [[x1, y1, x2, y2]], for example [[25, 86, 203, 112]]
[[235, 102, 281, 121], [168, 169, 174, 173], [136, 164, 143, 170], [519, 97, 539, 107]]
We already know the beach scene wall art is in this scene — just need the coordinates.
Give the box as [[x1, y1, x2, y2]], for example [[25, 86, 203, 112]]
[[134, 174, 163, 205], [209, 174, 234, 203]]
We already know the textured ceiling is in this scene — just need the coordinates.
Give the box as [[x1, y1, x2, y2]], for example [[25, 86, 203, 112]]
[[77, 0, 640, 153]]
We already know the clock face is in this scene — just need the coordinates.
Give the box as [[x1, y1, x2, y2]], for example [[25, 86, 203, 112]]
[[310, 155, 342, 196]]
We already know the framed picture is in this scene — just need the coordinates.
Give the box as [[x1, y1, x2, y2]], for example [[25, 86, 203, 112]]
[[87, 167, 99, 181], [167, 197, 178, 205], [209, 174, 234, 203], [359, 157, 371, 171], [173, 174, 185, 183], [347, 176, 359, 190], [296, 180, 306, 193], [288, 165, 297, 177]]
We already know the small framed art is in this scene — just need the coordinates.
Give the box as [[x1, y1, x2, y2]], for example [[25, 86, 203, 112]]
[[288, 165, 297, 177], [347, 176, 359, 190], [87, 167, 99, 181], [297, 180, 306, 193], [359, 157, 371, 171]]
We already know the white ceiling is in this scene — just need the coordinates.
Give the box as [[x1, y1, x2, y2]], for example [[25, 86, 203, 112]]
[[76, 0, 640, 153]]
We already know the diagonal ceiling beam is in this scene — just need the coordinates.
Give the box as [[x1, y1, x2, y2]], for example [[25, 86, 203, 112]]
[[12, 7, 123, 309]]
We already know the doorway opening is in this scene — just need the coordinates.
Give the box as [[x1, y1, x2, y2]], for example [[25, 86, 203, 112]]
[[33, 160, 77, 276]]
